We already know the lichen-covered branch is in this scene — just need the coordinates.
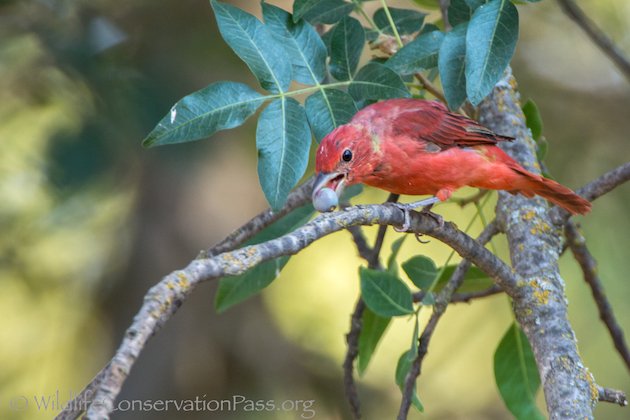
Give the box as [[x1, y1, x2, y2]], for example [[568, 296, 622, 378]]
[[479, 68, 597, 419], [598, 386, 629, 407], [75, 202, 520, 419]]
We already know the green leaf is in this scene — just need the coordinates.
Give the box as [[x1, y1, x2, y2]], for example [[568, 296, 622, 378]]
[[257, 98, 312, 210], [262, 3, 327, 86], [349, 62, 410, 101], [465, 0, 519, 105], [421, 291, 435, 305], [329, 16, 365, 81], [420, 23, 441, 34], [293, 0, 354, 25], [395, 349, 424, 412], [387, 236, 407, 274], [385, 30, 444, 75], [358, 307, 391, 375], [522, 99, 543, 141], [448, 0, 485, 26], [305, 89, 357, 142], [373, 7, 427, 35], [360, 267, 414, 317], [494, 323, 545, 420], [143, 82, 264, 147], [402, 255, 438, 290], [215, 204, 314, 312], [211, 1, 291, 93], [434, 264, 494, 293], [439, 23, 468, 110]]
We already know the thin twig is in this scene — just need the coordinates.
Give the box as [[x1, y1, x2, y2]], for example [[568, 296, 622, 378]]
[[369, 194, 399, 267], [450, 284, 503, 303], [343, 299, 366, 420], [414, 72, 447, 104], [398, 221, 500, 419], [577, 161, 630, 203], [565, 221, 630, 374], [453, 189, 489, 208], [439, 0, 452, 31], [598, 385, 628, 406], [379, 0, 404, 49], [412, 284, 503, 304], [347, 226, 373, 262], [551, 161, 630, 224], [557, 0, 630, 83]]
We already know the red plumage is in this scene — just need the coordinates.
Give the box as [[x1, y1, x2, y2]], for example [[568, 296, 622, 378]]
[[313, 98, 591, 215]]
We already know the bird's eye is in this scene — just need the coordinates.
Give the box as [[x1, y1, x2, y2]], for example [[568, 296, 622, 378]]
[[342, 149, 353, 162]]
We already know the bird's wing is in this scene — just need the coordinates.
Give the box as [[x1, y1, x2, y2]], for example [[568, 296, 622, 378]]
[[390, 100, 513, 149]]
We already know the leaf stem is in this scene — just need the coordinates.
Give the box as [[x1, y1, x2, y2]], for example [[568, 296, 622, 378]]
[[352, 0, 382, 35], [267, 80, 352, 101], [379, 0, 403, 48]]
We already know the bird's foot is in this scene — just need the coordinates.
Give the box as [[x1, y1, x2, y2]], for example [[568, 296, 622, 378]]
[[393, 197, 442, 232]]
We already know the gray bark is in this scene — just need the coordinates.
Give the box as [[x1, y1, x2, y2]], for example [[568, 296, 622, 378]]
[[479, 68, 597, 419]]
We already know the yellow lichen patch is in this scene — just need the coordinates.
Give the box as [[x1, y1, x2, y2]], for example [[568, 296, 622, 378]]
[[585, 369, 599, 403], [509, 77, 518, 90], [529, 220, 552, 236], [523, 210, 536, 221], [529, 280, 550, 305], [176, 272, 190, 288]]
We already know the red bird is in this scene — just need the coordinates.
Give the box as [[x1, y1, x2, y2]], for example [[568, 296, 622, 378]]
[[312, 98, 591, 220]]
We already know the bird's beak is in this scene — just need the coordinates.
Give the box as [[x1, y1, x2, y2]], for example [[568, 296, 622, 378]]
[[312, 171, 346, 212]]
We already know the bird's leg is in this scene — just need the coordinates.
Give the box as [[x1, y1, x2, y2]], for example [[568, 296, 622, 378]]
[[393, 197, 442, 232]]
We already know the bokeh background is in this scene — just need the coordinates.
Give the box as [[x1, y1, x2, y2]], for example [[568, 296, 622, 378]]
[[1, 0, 629, 418]]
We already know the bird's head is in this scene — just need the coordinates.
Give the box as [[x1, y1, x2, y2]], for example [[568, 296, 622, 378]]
[[312, 123, 378, 212]]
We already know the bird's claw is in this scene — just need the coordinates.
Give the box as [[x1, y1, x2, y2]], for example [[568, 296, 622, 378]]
[[391, 197, 443, 233], [414, 233, 430, 244], [394, 205, 412, 232]]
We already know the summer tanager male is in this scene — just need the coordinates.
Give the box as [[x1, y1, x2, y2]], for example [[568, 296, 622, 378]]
[[312, 98, 591, 220]]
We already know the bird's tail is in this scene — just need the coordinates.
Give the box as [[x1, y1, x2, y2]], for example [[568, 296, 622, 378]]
[[510, 165, 592, 215]]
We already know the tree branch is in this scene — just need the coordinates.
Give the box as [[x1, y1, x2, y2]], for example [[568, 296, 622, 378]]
[[550, 161, 630, 224], [598, 386, 628, 407], [565, 221, 630, 374], [70, 201, 521, 419], [479, 67, 598, 419], [557, 0, 630, 83], [450, 284, 503, 303], [577, 161, 630, 203], [343, 298, 366, 420]]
